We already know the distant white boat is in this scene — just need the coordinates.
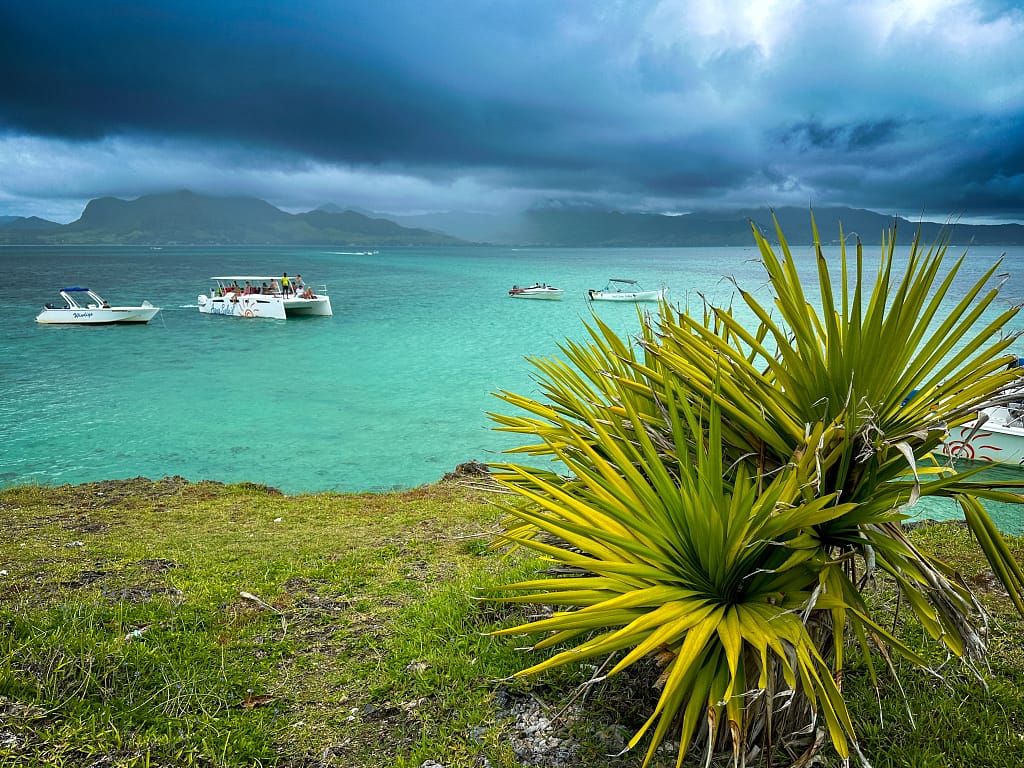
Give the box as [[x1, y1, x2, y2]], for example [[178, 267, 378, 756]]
[[508, 283, 564, 300], [35, 287, 161, 324], [197, 276, 332, 319], [587, 278, 666, 302]]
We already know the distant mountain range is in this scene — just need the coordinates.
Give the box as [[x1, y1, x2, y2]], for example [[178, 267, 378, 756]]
[[0, 191, 466, 246], [1, 190, 1021, 246]]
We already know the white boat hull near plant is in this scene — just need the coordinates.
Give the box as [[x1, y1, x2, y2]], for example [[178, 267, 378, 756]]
[[941, 402, 1024, 466]]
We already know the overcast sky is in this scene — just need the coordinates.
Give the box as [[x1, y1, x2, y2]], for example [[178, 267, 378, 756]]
[[1, 0, 1022, 224]]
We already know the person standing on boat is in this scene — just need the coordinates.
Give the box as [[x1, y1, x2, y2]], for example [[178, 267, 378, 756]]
[[281, 272, 291, 297]]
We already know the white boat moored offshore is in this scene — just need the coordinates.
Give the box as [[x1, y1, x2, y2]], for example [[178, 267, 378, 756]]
[[587, 278, 666, 302], [508, 283, 564, 300], [35, 287, 161, 324], [941, 398, 1024, 466], [197, 276, 333, 319]]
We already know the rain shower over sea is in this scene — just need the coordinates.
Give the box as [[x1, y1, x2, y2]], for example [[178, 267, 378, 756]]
[[4, 243, 1024, 532]]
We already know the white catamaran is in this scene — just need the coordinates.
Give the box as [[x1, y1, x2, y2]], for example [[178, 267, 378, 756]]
[[197, 276, 333, 319]]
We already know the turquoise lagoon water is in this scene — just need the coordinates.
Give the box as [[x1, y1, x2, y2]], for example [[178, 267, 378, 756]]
[[3, 242, 1024, 532]]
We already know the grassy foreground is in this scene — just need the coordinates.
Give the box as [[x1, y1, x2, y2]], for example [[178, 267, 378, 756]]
[[2, 476, 1024, 767]]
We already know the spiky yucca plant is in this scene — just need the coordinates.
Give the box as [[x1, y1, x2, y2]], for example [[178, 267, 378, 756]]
[[486, 216, 1024, 766]]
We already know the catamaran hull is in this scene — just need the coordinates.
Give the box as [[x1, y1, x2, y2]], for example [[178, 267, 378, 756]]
[[198, 294, 333, 319]]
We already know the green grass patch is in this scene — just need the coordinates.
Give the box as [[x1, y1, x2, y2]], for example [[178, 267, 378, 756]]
[[2, 478, 1024, 766]]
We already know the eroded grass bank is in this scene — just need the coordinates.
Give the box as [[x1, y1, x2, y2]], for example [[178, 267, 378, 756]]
[[2, 477, 1024, 767]]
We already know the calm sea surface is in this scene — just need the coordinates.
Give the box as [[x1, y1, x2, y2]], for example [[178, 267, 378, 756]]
[[4, 242, 1024, 532]]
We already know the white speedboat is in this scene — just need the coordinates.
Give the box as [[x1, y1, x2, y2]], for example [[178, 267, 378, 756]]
[[941, 400, 1024, 466], [508, 283, 564, 300], [35, 287, 161, 324], [197, 276, 333, 319], [587, 278, 666, 302]]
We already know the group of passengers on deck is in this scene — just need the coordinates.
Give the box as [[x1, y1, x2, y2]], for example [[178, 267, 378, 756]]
[[214, 272, 316, 299]]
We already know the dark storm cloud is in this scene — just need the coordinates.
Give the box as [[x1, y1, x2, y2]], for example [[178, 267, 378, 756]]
[[1, 1, 489, 162], [0, 0, 625, 172], [1, 0, 1023, 222], [780, 119, 905, 153]]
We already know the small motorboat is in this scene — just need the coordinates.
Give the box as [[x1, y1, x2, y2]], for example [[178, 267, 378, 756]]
[[587, 278, 666, 302], [35, 287, 161, 324], [508, 283, 564, 300]]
